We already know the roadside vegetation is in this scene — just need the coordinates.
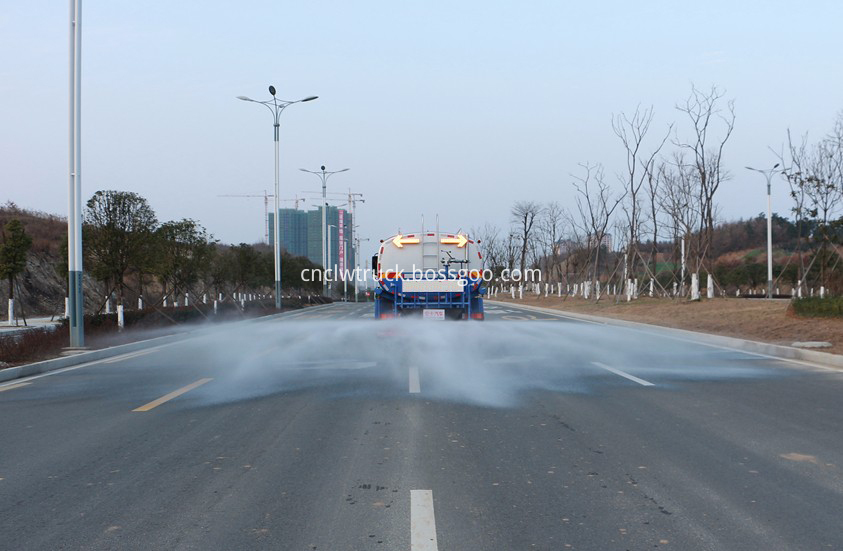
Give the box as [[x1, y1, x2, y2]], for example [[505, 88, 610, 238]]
[[473, 85, 843, 302], [0, 198, 325, 321]]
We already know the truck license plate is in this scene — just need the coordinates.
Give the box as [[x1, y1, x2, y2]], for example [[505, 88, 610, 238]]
[[423, 309, 445, 320]]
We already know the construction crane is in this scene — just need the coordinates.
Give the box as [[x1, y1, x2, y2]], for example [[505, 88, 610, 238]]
[[217, 191, 306, 243]]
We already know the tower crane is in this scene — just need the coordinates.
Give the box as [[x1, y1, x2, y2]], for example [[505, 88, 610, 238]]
[[217, 191, 306, 243]]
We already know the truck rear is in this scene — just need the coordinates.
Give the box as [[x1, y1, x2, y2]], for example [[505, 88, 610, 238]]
[[372, 231, 485, 320]]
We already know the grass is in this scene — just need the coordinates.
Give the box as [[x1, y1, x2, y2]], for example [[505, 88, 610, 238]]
[[791, 297, 843, 318]]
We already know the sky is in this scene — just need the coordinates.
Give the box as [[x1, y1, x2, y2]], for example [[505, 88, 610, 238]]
[[2, 0, 842, 261]]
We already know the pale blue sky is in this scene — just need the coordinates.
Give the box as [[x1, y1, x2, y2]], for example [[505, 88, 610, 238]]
[[2, 1, 842, 256]]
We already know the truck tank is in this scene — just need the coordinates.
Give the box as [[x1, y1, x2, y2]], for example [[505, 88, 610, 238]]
[[372, 231, 485, 320]]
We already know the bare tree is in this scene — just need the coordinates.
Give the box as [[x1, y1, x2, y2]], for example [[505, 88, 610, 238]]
[[537, 201, 565, 282], [511, 201, 543, 277], [571, 163, 625, 300], [472, 223, 505, 276], [776, 130, 812, 290], [674, 84, 735, 275], [660, 153, 702, 291], [613, 106, 672, 280]]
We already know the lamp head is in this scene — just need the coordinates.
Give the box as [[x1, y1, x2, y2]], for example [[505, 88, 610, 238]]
[[269, 85, 276, 96]]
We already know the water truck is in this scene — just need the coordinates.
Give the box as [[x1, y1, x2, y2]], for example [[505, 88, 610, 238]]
[[372, 231, 485, 320]]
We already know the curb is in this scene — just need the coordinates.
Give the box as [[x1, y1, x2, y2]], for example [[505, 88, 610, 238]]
[[0, 303, 337, 385], [488, 300, 843, 369]]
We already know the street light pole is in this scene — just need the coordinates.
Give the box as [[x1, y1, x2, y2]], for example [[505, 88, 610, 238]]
[[327, 223, 337, 295], [300, 166, 349, 296], [68, 0, 84, 347], [237, 87, 317, 310], [745, 163, 781, 299]]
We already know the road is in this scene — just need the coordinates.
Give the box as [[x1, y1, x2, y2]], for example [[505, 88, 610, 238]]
[[1, 301, 842, 550]]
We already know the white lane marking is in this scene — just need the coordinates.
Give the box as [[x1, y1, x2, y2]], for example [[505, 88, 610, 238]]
[[592, 361, 655, 386], [410, 489, 439, 551], [103, 349, 154, 364], [409, 366, 421, 393], [492, 300, 842, 372], [0, 343, 175, 389]]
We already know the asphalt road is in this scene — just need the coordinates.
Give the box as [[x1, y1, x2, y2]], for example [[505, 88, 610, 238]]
[[1, 301, 842, 550]]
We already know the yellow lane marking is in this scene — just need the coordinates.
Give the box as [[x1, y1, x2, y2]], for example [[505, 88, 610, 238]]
[[132, 378, 213, 412], [0, 382, 31, 393]]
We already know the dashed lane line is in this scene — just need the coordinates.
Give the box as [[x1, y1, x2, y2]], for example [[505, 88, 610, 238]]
[[592, 361, 655, 386], [0, 382, 30, 393], [411, 489, 439, 551], [132, 378, 213, 412], [409, 366, 421, 393]]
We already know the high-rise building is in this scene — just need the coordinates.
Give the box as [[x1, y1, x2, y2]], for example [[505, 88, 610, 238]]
[[269, 206, 353, 270]]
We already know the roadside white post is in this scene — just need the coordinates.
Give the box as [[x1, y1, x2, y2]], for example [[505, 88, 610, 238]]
[[558, 284, 562, 297], [707, 273, 714, 299], [820, 286, 825, 298], [649, 279, 654, 297], [518, 285, 523, 299], [117, 304, 124, 329], [634, 278, 639, 299], [672, 282, 678, 297], [797, 283, 802, 299], [213, 300, 218, 314], [626, 279, 632, 302], [691, 273, 700, 300], [65, 297, 70, 318], [545, 283, 548, 297], [218, 292, 223, 301], [105, 296, 111, 314], [163, 296, 168, 308], [203, 293, 207, 304], [511, 286, 515, 299], [138, 296, 143, 310], [185, 293, 189, 307], [7, 298, 14, 326]]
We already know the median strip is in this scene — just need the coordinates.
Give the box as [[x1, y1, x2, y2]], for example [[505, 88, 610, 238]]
[[410, 489, 439, 551], [132, 378, 213, 412], [592, 361, 654, 386]]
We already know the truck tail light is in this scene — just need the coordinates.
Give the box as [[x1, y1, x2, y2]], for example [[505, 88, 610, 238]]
[[471, 312, 484, 320]]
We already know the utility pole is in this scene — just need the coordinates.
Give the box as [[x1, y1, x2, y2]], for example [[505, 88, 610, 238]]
[[67, 0, 84, 348]]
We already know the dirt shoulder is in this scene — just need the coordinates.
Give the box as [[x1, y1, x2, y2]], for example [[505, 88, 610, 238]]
[[493, 295, 843, 355]]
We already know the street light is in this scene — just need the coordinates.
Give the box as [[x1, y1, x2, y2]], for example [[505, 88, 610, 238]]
[[327, 223, 337, 294], [300, 166, 350, 296], [237, 86, 317, 309], [745, 163, 781, 299]]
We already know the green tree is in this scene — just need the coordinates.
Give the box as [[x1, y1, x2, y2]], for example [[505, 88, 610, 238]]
[[84, 190, 158, 305], [0, 219, 33, 300], [155, 219, 214, 304]]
